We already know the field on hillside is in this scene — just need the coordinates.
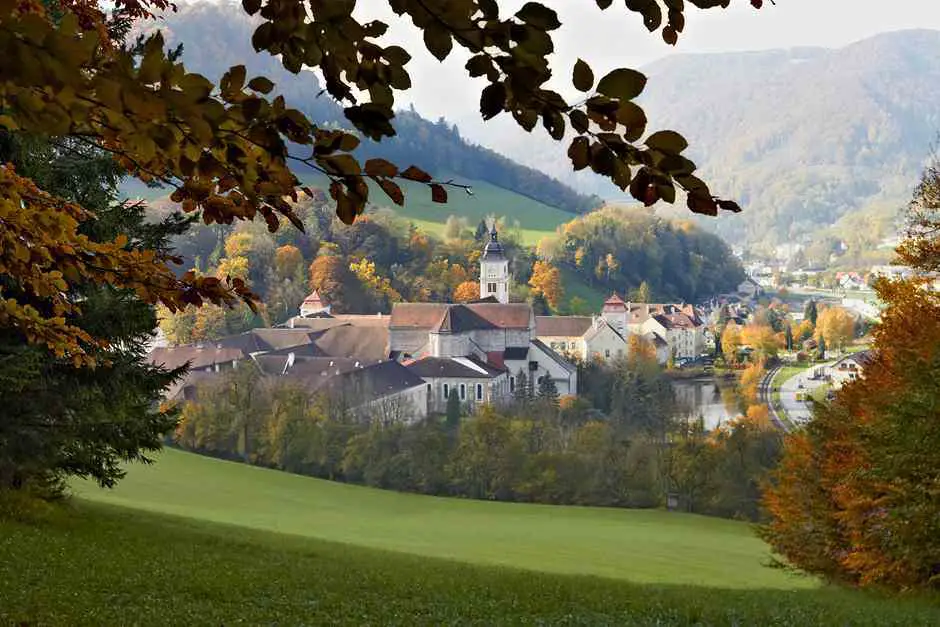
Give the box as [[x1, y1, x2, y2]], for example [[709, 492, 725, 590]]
[[70, 449, 793, 588], [122, 174, 574, 246], [3, 450, 939, 625]]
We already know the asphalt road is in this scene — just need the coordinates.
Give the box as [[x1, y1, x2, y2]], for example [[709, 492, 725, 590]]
[[778, 362, 834, 424]]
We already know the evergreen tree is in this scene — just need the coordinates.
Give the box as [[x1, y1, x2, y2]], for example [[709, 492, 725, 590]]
[[817, 336, 827, 360], [530, 291, 550, 315], [804, 299, 818, 326], [784, 324, 794, 352], [0, 134, 186, 493], [446, 388, 461, 427], [537, 376, 560, 408], [513, 370, 529, 407], [474, 218, 488, 242]]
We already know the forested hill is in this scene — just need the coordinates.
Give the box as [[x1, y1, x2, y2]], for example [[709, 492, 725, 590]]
[[134, 2, 598, 215], [476, 30, 940, 248]]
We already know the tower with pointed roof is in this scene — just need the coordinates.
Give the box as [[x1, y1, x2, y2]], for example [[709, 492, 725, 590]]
[[299, 289, 331, 317], [479, 225, 510, 304]]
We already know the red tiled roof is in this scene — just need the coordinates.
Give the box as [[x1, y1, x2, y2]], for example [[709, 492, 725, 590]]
[[535, 316, 593, 337]]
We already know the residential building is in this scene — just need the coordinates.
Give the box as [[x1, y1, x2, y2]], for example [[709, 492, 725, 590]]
[[535, 315, 627, 362], [828, 350, 875, 390], [600, 295, 707, 361]]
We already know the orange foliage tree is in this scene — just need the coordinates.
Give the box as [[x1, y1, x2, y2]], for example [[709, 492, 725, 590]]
[[761, 162, 940, 590], [529, 260, 564, 311], [453, 281, 480, 303]]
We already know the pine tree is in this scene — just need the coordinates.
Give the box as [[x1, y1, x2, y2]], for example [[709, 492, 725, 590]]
[[0, 135, 185, 493], [513, 369, 529, 407], [474, 218, 488, 242], [537, 376, 560, 408], [804, 299, 818, 326], [446, 388, 461, 427], [785, 324, 794, 352], [530, 291, 550, 315], [817, 336, 827, 360]]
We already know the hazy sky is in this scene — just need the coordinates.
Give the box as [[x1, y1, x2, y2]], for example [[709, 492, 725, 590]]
[[354, 1, 940, 129]]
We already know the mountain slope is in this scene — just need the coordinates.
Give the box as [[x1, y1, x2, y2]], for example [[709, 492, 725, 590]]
[[479, 31, 940, 248], [132, 2, 597, 218]]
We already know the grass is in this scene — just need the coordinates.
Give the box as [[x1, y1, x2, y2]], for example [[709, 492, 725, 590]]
[[69, 449, 792, 589], [5, 503, 940, 626], [559, 266, 609, 312], [300, 171, 574, 246], [2, 450, 939, 625]]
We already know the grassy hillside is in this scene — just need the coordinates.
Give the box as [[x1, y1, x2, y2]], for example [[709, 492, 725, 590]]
[[123, 174, 569, 246], [70, 449, 789, 588], [3, 450, 939, 625]]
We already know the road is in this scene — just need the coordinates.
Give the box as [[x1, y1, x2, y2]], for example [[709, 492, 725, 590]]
[[777, 359, 841, 425]]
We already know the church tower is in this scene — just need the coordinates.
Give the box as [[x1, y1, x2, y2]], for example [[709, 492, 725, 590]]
[[480, 225, 510, 303]]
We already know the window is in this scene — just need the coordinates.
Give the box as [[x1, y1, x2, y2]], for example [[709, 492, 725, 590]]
[[509, 376, 515, 392], [476, 384, 483, 400], [459, 383, 466, 400], [605, 349, 611, 358], [487, 267, 496, 277], [443, 383, 449, 399], [487, 282, 497, 293]]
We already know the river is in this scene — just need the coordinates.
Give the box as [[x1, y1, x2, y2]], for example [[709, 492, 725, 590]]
[[671, 376, 739, 431]]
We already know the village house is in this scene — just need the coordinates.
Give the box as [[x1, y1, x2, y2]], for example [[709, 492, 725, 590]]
[[827, 350, 875, 390], [535, 315, 627, 362], [600, 295, 706, 361]]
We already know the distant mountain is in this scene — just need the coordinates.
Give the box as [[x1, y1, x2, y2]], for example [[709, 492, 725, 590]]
[[135, 2, 597, 216], [475, 31, 940, 248]]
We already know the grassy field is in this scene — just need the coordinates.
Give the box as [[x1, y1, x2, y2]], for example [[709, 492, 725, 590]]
[[123, 173, 574, 246], [3, 450, 939, 625], [559, 266, 609, 312], [68, 449, 793, 589], [6, 502, 940, 626]]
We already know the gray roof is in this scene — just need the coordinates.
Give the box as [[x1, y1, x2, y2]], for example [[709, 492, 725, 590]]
[[482, 228, 506, 260], [530, 339, 577, 373], [323, 361, 427, 397], [406, 356, 505, 379]]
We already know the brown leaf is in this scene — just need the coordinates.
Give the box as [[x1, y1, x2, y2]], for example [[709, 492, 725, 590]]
[[401, 165, 433, 183], [378, 179, 405, 206], [364, 158, 399, 178], [430, 183, 447, 204]]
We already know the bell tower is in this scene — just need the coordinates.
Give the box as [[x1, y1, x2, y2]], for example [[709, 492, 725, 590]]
[[479, 224, 510, 304]]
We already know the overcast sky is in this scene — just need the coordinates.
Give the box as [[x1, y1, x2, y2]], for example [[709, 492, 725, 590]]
[[353, 0, 940, 131]]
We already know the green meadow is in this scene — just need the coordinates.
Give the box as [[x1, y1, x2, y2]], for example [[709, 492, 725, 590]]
[[3, 449, 939, 625]]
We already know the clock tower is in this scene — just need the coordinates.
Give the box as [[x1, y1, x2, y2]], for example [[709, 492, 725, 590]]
[[479, 226, 510, 304]]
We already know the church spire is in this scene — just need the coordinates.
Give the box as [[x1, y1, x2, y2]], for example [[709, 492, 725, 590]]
[[479, 221, 510, 303]]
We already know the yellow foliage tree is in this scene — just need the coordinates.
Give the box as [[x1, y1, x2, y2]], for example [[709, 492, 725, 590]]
[[721, 324, 743, 365], [740, 323, 781, 360], [815, 307, 855, 352], [529, 260, 564, 311], [274, 245, 304, 280], [453, 281, 480, 303]]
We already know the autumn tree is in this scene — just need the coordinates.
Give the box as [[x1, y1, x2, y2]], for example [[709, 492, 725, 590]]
[[453, 281, 480, 303], [815, 306, 855, 353], [721, 324, 743, 365], [740, 323, 780, 361], [274, 245, 304, 281], [529, 260, 564, 311], [631, 280, 652, 304], [761, 162, 940, 590]]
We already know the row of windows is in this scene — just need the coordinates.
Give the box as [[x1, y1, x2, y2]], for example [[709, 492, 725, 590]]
[[441, 382, 484, 401]]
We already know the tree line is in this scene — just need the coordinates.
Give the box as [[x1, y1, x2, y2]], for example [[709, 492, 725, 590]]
[[174, 347, 781, 521]]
